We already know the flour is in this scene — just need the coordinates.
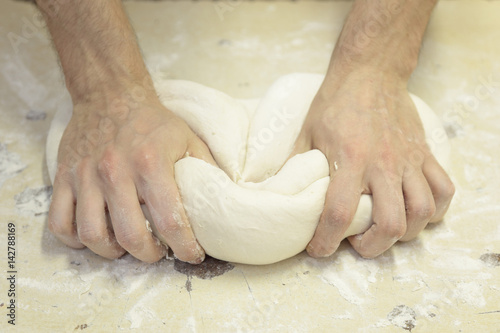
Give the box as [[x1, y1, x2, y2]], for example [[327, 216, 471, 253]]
[[14, 185, 52, 216], [453, 281, 486, 308], [0, 143, 26, 188], [387, 305, 417, 331], [313, 251, 376, 306]]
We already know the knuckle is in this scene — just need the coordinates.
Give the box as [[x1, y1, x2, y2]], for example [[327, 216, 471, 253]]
[[379, 145, 396, 164], [420, 201, 436, 220], [134, 147, 160, 175], [47, 204, 72, 236], [75, 156, 93, 180], [105, 250, 125, 260], [310, 242, 336, 258], [409, 198, 436, 221], [78, 224, 103, 245], [154, 216, 181, 238], [47, 216, 69, 236], [116, 230, 144, 253], [340, 142, 367, 166], [325, 204, 352, 227], [354, 240, 387, 259], [97, 148, 122, 183], [435, 178, 456, 202], [358, 250, 377, 259], [370, 160, 402, 184], [55, 162, 72, 180], [351, 241, 377, 259], [382, 219, 407, 240]]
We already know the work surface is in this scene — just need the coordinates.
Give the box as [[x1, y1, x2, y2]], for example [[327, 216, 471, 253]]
[[1, 0, 499, 331]]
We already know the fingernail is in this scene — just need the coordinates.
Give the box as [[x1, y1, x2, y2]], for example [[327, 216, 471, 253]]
[[307, 243, 337, 258], [188, 253, 205, 265], [185, 242, 205, 264], [196, 243, 207, 263], [188, 257, 203, 265]]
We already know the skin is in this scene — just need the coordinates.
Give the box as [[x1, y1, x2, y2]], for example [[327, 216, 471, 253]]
[[293, 0, 455, 258], [37, 0, 454, 263], [36, 0, 215, 264]]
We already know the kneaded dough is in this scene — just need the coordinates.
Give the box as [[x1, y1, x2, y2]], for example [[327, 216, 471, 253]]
[[46, 73, 450, 265]]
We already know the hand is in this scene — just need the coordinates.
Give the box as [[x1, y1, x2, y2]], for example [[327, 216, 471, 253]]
[[292, 70, 455, 258], [48, 91, 215, 263]]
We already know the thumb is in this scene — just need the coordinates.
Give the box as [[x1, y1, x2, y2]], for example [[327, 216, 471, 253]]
[[288, 130, 312, 161], [187, 138, 218, 167]]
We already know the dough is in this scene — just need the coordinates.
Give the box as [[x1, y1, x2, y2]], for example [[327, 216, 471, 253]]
[[46, 73, 450, 265]]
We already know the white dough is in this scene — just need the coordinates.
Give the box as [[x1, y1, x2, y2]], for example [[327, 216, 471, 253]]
[[46, 73, 450, 265]]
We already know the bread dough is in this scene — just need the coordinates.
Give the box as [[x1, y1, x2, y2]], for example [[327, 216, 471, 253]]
[[46, 73, 450, 265]]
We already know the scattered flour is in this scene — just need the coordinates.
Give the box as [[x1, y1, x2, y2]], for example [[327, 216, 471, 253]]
[[0, 143, 26, 188], [315, 252, 375, 305], [453, 281, 486, 308], [126, 287, 160, 329], [387, 305, 417, 331], [14, 185, 52, 215]]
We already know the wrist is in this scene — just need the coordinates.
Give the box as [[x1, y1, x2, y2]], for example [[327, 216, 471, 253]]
[[319, 66, 408, 102], [323, 0, 437, 86], [327, 42, 418, 82], [66, 65, 156, 106], [38, 0, 156, 105]]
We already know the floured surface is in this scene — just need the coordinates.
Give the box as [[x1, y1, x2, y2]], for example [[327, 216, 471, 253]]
[[0, 1, 499, 332]]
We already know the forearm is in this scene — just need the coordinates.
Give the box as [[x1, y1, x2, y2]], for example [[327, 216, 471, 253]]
[[36, 0, 153, 103], [325, 0, 437, 86]]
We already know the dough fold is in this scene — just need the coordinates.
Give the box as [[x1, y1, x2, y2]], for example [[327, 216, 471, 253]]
[[46, 73, 450, 265]]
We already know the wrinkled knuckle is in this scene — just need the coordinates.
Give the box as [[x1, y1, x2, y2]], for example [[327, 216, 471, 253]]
[[410, 199, 436, 221], [325, 204, 352, 227], [134, 147, 160, 175], [55, 162, 72, 179], [419, 201, 436, 220], [340, 142, 366, 165], [47, 216, 69, 236], [75, 156, 93, 180], [116, 231, 144, 253], [353, 244, 377, 259], [358, 250, 376, 259], [97, 148, 122, 183], [382, 220, 407, 240], [308, 241, 335, 258], [371, 159, 401, 183], [437, 178, 456, 201], [380, 146, 397, 165], [78, 225, 102, 245], [399, 233, 417, 243], [155, 217, 181, 238], [105, 251, 125, 260]]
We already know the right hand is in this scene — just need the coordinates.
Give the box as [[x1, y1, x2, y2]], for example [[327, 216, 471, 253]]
[[291, 70, 455, 259], [48, 91, 215, 264]]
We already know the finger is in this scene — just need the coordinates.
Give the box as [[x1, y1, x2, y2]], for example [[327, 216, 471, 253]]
[[349, 174, 406, 258], [141, 172, 205, 264], [48, 178, 83, 249], [307, 165, 363, 258], [75, 182, 125, 259], [399, 170, 436, 242], [103, 176, 167, 263], [422, 156, 455, 222]]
